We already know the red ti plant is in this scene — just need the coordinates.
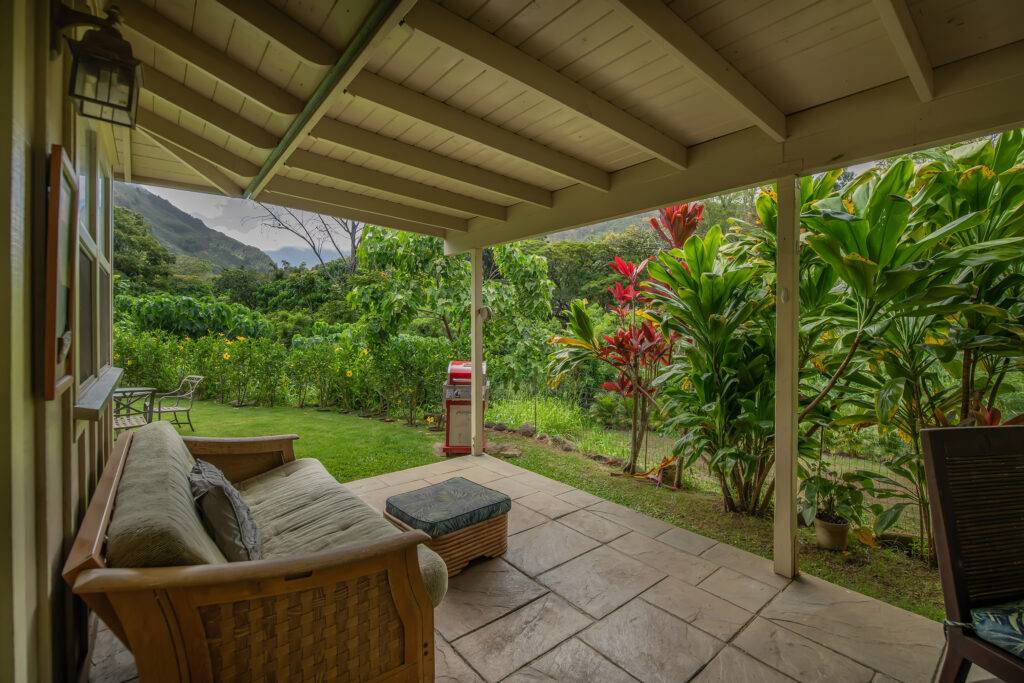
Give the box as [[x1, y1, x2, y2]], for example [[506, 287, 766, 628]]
[[550, 256, 674, 473], [649, 202, 704, 250]]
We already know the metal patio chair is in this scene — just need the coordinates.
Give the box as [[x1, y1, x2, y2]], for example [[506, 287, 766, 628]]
[[152, 375, 204, 432], [923, 425, 1024, 683]]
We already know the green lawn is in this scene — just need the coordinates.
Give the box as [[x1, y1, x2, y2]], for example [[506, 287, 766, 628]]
[[178, 400, 944, 621]]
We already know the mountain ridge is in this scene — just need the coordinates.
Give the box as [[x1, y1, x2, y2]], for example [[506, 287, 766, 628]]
[[113, 183, 276, 273]]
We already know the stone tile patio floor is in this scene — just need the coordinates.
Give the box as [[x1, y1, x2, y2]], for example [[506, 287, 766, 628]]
[[89, 453, 1000, 683]]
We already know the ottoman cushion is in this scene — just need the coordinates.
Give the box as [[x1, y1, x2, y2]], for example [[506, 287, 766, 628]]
[[386, 477, 511, 538]]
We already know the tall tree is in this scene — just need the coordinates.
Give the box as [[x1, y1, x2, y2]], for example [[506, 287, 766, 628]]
[[112, 206, 176, 291], [257, 203, 364, 277]]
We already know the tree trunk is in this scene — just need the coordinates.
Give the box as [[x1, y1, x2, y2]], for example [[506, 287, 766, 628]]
[[799, 330, 864, 422]]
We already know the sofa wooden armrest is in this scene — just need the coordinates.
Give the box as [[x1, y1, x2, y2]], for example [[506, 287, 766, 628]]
[[63, 430, 436, 682], [181, 433, 299, 482]]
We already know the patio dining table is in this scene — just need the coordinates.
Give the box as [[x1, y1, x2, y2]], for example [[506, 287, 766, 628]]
[[112, 387, 156, 432]]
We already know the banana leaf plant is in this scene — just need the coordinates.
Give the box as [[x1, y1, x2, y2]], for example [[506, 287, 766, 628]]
[[646, 225, 778, 514]]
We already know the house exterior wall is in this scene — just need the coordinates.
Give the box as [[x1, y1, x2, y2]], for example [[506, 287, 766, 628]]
[[0, 1, 115, 680]]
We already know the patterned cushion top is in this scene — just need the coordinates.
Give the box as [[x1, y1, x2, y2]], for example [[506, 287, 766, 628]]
[[971, 598, 1024, 660], [386, 477, 511, 538]]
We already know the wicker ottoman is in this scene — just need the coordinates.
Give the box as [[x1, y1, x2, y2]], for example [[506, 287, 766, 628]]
[[385, 477, 511, 577]]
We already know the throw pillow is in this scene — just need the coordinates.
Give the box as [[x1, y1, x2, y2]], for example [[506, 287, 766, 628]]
[[188, 459, 261, 562]]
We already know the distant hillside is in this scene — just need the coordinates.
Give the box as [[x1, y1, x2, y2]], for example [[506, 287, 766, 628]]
[[547, 213, 655, 242], [113, 183, 275, 273], [266, 245, 347, 267]]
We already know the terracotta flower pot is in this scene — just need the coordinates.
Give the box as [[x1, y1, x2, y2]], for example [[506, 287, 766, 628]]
[[814, 517, 849, 551]]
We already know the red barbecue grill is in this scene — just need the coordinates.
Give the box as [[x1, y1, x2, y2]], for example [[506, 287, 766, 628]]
[[442, 360, 487, 455]]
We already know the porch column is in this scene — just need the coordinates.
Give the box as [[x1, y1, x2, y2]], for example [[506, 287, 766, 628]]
[[773, 176, 800, 578], [470, 247, 485, 455]]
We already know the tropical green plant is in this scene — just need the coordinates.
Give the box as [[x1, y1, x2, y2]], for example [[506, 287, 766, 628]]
[[646, 225, 776, 512]]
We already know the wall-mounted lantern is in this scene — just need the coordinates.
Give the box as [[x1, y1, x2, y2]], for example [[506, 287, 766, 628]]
[[53, 3, 141, 128]]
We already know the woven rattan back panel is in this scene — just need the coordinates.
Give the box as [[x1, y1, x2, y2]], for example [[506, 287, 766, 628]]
[[926, 426, 1024, 608], [198, 571, 405, 681]]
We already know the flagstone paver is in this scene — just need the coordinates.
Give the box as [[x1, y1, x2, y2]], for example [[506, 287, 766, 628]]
[[557, 508, 630, 543], [90, 455, 971, 683], [698, 566, 781, 612], [609, 531, 719, 585], [451, 593, 591, 682], [538, 545, 665, 618], [734, 618, 874, 683], [516, 491, 579, 518], [435, 558, 547, 641], [642, 577, 753, 640], [580, 599, 723, 683], [504, 520, 600, 576], [503, 638, 637, 683]]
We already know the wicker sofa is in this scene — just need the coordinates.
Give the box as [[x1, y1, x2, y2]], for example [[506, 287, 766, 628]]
[[63, 422, 446, 682]]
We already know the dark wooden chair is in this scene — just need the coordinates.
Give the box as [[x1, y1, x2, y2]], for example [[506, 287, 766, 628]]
[[922, 425, 1024, 683]]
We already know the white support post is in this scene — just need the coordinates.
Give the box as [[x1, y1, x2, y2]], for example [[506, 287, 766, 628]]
[[470, 248, 485, 456], [774, 176, 800, 578]]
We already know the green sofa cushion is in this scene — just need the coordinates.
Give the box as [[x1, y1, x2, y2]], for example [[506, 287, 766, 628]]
[[972, 598, 1024, 660], [107, 422, 227, 567], [385, 476, 511, 538], [237, 459, 447, 607]]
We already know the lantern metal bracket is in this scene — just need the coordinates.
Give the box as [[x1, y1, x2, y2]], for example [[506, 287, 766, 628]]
[[51, 1, 119, 53]]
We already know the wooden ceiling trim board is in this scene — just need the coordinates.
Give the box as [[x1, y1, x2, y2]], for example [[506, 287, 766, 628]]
[[348, 71, 611, 191], [444, 39, 1024, 253], [127, 175, 220, 195], [605, 0, 786, 142], [120, 128, 132, 183], [211, 0, 337, 66], [143, 131, 245, 197], [142, 68, 279, 149], [287, 149, 508, 220], [310, 117, 553, 206], [260, 190, 447, 238], [873, 0, 934, 101], [404, 1, 690, 170], [267, 177, 470, 231], [246, 0, 419, 199], [118, 0, 303, 115], [136, 108, 261, 177]]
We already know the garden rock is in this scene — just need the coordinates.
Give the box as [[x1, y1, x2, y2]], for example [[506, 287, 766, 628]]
[[516, 423, 537, 437], [492, 423, 509, 431]]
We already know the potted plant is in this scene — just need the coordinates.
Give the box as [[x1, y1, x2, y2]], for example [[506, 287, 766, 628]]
[[799, 464, 867, 551]]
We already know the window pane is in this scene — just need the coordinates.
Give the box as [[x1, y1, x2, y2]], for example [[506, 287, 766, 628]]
[[100, 268, 110, 367], [78, 247, 95, 382]]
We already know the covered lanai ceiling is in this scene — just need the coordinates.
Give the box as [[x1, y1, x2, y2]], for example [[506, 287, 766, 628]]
[[109, 0, 1024, 253]]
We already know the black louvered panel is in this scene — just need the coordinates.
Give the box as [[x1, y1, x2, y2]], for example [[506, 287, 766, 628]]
[[946, 453, 1024, 605]]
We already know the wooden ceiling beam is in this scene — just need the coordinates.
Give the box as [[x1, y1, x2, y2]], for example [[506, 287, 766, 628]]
[[118, 0, 303, 115], [873, 0, 934, 101], [310, 117, 553, 207], [143, 68, 279, 150], [141, 130, 244, 197], [211, 0, 337, 66], [267, 177, 469, 231], [125, 175, 220, 196], [260, 191, 446, 238], [136, 108, 261, 177], [606, 0, 786, 142], [287, 150, 508, 220], [404, 1, 688, 169], [348, 71, 611, 192]]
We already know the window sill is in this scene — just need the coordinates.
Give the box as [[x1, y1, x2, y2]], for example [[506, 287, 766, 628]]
[[74, 366, 123, 421]]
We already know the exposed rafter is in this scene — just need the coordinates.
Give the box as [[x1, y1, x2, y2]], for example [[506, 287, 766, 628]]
[[142, 68, 279, 150], [605, 0, 786, 142], [404, 1, 688, 170], [348, 72, 611, 192], [211, 0, 337, 66], [310, 117, 553, 207], [268, 177, 469, 231], [128, 175, 220, 196], [444, 41, 1024, 253], [118, 0, 303, 115], [119, 127, 132, 183], [287, 150, 507, 220], [142, 130, 244, 197], [260, 191, 446, 238], [246, 0, 418, 199], [873, 0, 934, 101], [136, 108, 261, 178]]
